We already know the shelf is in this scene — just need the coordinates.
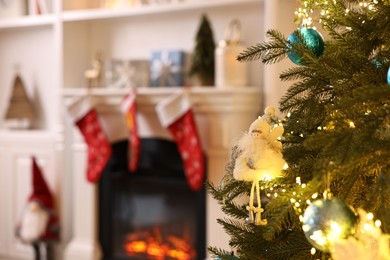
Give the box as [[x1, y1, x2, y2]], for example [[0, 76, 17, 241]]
[[0, 15, 55, 30], [62, 87, 262, 114], [62, 0, 262, 22], [0, 129, 56, 139], [62, 86, 261, 97], [0, 0, 263, 27]]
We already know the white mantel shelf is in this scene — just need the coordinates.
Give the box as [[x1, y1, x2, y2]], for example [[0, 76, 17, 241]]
[[62, 86, 262, 112], [62, 86, 261, 97]]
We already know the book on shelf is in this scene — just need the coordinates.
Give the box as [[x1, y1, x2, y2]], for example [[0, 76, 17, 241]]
[[28, 0, 51, 15]]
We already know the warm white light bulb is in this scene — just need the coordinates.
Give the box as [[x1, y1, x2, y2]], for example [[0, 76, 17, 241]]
[[375, 220, 382, 227], [364, 223, 371, 231]]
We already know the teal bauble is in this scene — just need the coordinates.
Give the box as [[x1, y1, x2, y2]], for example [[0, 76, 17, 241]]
[[287, 27, 325, 66], [302, 197, 358, 252], [387, 67, 390, 84]]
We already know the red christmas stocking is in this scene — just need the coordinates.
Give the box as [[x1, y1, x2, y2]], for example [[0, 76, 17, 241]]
[[121, 88, 140, 172], [156, 90, 205, 191], [68, 96, 112, 183]]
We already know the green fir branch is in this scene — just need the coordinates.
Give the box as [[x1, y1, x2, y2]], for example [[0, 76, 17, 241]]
[[261, 231, 324, 260], [208, 246, 233, 259], [216, 218, 255, 237], [237, 29, 287, 64]]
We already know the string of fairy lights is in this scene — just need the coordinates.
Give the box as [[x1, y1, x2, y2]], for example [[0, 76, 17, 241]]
[[294, 0, 380, 27], [258, 166, 383, 256], [266, 44, 382, 259], [277, 2, 385, 256], [280, 108, 384, 256], [219, 1, 387, 258]]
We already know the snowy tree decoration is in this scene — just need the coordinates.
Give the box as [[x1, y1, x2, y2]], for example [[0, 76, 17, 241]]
[[233, 107, 287, 225]]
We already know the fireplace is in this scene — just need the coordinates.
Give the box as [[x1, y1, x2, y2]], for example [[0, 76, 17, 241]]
[[62, 87, 261, 260], [98, 139, 206, 260]]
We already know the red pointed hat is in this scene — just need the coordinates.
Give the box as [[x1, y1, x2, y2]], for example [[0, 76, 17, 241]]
[[29, 157, 54, 210], [27, 157, 60, 241]]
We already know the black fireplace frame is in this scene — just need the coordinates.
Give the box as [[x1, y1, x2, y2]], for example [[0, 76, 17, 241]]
[[98, 139, 206, 260]]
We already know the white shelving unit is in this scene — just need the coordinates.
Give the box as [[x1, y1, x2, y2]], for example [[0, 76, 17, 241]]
[[0, 0, 299, 259]]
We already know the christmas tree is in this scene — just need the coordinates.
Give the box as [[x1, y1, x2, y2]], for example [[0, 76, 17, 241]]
[[208, 1, 390, 259], [189, 14, 216, 86]]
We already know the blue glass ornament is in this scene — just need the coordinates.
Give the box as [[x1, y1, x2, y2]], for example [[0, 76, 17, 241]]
[[287, 27, 325, 66], [302, 197, 358, 252], [387, 67, 390, 84]]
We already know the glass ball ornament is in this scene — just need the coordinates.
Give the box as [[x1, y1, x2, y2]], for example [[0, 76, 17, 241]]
[[302, 197, 358, 252], [287, 27, 325, 66], [387, 67, 390, 85]]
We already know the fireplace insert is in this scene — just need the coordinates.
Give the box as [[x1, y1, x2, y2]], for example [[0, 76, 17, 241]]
[[99, 139, 206, 260]]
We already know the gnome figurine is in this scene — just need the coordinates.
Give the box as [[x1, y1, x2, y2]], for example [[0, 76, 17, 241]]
[[233, 107, 286, 225], [16, 157, 59, 260]]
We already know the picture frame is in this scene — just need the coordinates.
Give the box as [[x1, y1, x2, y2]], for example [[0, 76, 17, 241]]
[[106, 59, 150, 88]]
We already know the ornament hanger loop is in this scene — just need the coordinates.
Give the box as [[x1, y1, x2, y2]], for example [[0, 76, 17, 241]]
[[323, 171, 333, 199]]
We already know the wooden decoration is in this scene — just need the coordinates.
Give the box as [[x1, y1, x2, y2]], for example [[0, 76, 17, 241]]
[[85, 51, 103, 89], [5, 74, 35, 129]]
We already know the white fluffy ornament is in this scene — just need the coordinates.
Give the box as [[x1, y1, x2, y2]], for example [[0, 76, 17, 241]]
[[233, 107, 287, 225], [332, 209, 390, 260], [233, 106, 286, 182]]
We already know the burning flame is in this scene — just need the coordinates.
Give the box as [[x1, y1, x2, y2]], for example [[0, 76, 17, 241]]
[[124, 227, 195, 260]]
